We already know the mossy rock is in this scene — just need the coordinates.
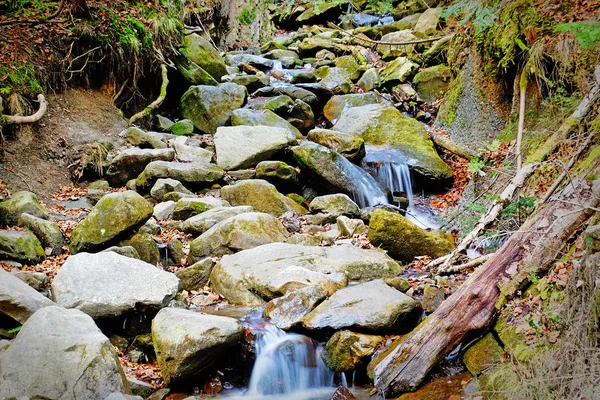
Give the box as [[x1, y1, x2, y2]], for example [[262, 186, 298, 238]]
[[323, 93, 387, 123], [463, 332, 504, 376], [18, 213, 64, 256], [220, 180, 307, 216], [380, 57, 419, 85], [376, 30, 418, 59], [0, 191, 49, 227], [174, 55, 219, 86], [119, 232, 160, 266], [357, 68, 380, 92], [413, 64, 453, 103], [477, 362, 521, 400], [175, 258, 214, 291], [316, 67, 353, 94], [322, 330, 384, 372], [335, 55, 361, 81], [170, 119, 195, 136], [493, 310, 550, 364], [0, 229, 45, 263], [255, 161, 299, 192], [180, 33, 228, 80], [306, 128, 365, 161], [230, 108, 301, 139]]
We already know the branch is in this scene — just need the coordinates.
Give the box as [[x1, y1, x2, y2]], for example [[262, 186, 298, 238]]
[[128, 64, 168, 126], [427, 128, 478, 160], [2, 94, 47, 124], [0, 0, 65, 26], [327, 22, 449, 46], [436, 253, 494, 275]]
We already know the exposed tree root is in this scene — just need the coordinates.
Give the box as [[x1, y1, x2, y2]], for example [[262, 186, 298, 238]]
[[128, 64, 168, 126], [2, 94, 48, 124]]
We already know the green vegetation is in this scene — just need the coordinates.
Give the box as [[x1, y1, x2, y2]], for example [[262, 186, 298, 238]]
[[0, 62, 42, 97], [237, 7, 256, 25], [555, 20, 600, 50]]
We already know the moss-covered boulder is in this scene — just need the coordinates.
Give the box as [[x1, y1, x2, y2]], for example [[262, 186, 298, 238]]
[[315, 66, 352, 94], [174, 56, 219, 86], [106, 148, 175, 187], [377, 30, 419, 59], [180, 83, 247, 134], [463, 332, 504, 376], [170, 119, 195, 136], [307, 128, 365, 161], [380, 57, 419, 85], [119, 232, 160, 266], [298, 36, 349, 58], [335, 55, 362, 80], [323, 93, 387, 123], [413, 64, 453, 103], [171, 197, 231, 221], [0, 191, 49, 226], [255, 161, 299, 192], [333, 104, 453, 180], [175, 258, 214, 291], [18, 213, 64, 256], [222, 73, 270, 92], [0, 230, 45, 263], [230, 109, 301, 139], [181, 33, 227, 81], [135, 161, 224, 193], [368, 209, 454, 261], [123, 127, 167, 149], [70, 191, 153, 254], [322, 330, 384, 372], [220, 179, 307, 216], [309, 194, 360, 218], [181, 206, 253, 236], [413, 7, 441, 36]]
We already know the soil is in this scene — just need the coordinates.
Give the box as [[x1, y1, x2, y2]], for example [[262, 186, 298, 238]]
[[0, 88, 126, 199]]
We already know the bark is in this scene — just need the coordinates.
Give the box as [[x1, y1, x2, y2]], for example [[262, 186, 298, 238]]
[[516, 68, 527, 170], [373, 153, 600, 397]]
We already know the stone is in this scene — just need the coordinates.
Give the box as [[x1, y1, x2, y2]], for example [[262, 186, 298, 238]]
[[0, 268, 54, 324], [330, 386, 357, 400], [309, 194, 360, 218], [170, 119, 195, 136], [52, 252, 180, 319], [175, 56, 219, 86], [412, 64, 453, 103], [323, 92, 388, 123], [252, 86, 320, 109], [422, 284, 445, 313], [157, 115, 174, 131], [264, 49, 300, 60], [13, 270, 49, 291], [214, 125, 297, 170], [221, 180, 307, 216], [225, 54, 273, 70], [368, 209, 454, 261], [119, 232, 160, 265], [307, 128, 365, 161], [285, 233, 323, 246], [150, 178, 195, 201], [188, 212, 289, 262], [230, 109, 301, 139], [172, 197, 231, 220], [413, 7, 441, 36], [181, 206, 253, 236], [316, 49, 336, 60], [337, 216, 366, 237], [286, 99, 316, 132], [181, 33, 228, 80], [176, 258, 214, 291], [322, 330, 385, 372], [291, 71, 317, 84], [377, 30, 419, 59], [380, 57, 420, 85], [385, 277, 411, 292], [106, 148, 175, 187], [180, 83, 247, 134], [315, 66, 352, 94], [153, 201, 176, 221], [152, 308, 243, 385], [167, 239, 185, 265], [0, 306, 128, 399], [123, 127, 167, 149], [222, 73, 270, 92], [463, 332, 504, 376], [173, 143, 213, 164], [301, 280, 422, 333], [18, 213, 64, 256], [357, 67, 380, 92], [263, 285, 328, 330], [103, 245, 140, 259], [136, 161, 224, 192], [70, 191, 153, 254], [210, 243, 402, 305], [104, 393, 143, 400], [0, 191, 49, 226], [335, 55, 361, 80], [298, 36, 349, 58], [255, 160, 299, 191], [128, 378, 154, 398], [0, 229, 45, 263]]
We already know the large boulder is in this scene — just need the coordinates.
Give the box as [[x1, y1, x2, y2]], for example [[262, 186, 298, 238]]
[[214, 125, 297, 170], [152, 308, 243, 386], [0, 191, 49, 226], [315, 66, 353, 94], [0, 306, 129, 399], [181, 206, 253, 236], [135, 161, 224, 192], [230, 109, 301, 139], [301, 280, 422, 333], [225, 54, 274, 70], [210, 243, 402, 305], [307, 128, 365, 161], [123, 127, 167, 149], [188, 212, 289, 262], [255, 161, 299, 191], [380, 57, 420, 85], [309, 194, 360, 218], [175, 56, 219, 86], [52, 252, 180, 318], [171, 197, 231, 220], [0, 268, 54, 324], [172, 142, 213, 164], [18, 213, 64, 256], [333, 104, 452, 180], [106, 148, 175, 187], [251, 86, 319, 109], [323, 93, 387, 123], [180, 83, 247, 134], [322, 330, 385, 372], [0, 229, 45, 263], [263, 285, 328, 330], [181, 33, 228, 80], [221, 179, 307, 216], [413, 7, 441, 36], [70, 191, 153, 254], [368, 209, 454, 261]]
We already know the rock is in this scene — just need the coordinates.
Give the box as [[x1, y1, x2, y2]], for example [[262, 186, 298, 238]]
[[104, 393, 143, 400], [52, 252, 180, 319], [214, 125, 296, 170], [368, 209, 454, 261], [136, 161, 224, 192], [298, 36, 349, 58], [330, 386, 356, 400], [413, 7, 441, 36], [225, 54, 273, 70], [422, 284, 445, 313], [462, 332, 504, 376], [333, 104, 453, 180], [181, 206, 253, 236], [221, 180, 307, 216], [167, 239, 185, 265], [188, 212, 289, 262], [377, 30, 419, 59], [173, 143, 213, 164], [181, 33, 228, 80], [222, 73, 270, 92], [291, 71, 317, 84], [0, 306, 128, 399], [301, 280, 422, 333], [153, 201, 176, 221], [227, 169, 256, 181], [323, 93, 387, 123], [103, 245, 140, 259], [0, 191, 49, 226], [248, 95, 294, 114], [152, 308, 243, 386], [412, 64, 453, 103], [230, 109, 301, 139], [315, 66, 352, 94], [286, 99, 315, 132], [123, 127, 167, 149], [18, 213, 64, 256], [106, 148, 175, 187], [170, 119, 195, 136], [251, 86, 319, 108], [337, 216, 366, 237], [128, 378, 155, 398], [180, 83, 247, 134], [119, 232, 160, 265], [210, 243, 402, 305], [335, 55, 361, 80], [322, 330, 385, 372], [264, 49, 300, 60], [384, 277, 411, 292], [157, 115, 174, 131], [380, 57, 420, 85], [0, 229, 45, 263], [175, 56, 219, 86], [357, 67, 380, 92], [150, 178, 194, 201], [263, 285, 328, 330], [255, 161, 299, 191], [13, 270, 49, 291], [172, 197, 231, 220], [176, 258, 214, 291], [309, 194, 360, 218], [0, 268, 54, 324], [70, 191, 153, 254], [306, 128, 365, 161], [87, 188, 106, 205]]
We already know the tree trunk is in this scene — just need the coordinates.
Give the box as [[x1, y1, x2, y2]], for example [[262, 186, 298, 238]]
[[373, 154, 600, 397]]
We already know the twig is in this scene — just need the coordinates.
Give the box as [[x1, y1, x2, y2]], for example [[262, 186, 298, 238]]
[[3, 94, 47, 124], [128, 64, 169, 126], [437, 253, 494, 275], [327, 22, 449, 46], [427, 127, 478, 160]]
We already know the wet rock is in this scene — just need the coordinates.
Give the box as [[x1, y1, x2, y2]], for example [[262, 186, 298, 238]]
[[222, 73, 270, 92], [0, 268, 54, 324], [357, 67, 380, 92], [172, 197, 230, 221], [211, 243, 401, 305], [173, 143, 213, 164], [0, 191, 49, 226], [52, 252, 180, 319], [153, 201, 176, 221], [335, 55, 361, 80], [119, 232, 160, 265], [264, 285, 328, 330], [298, 36, 349, 58], [180, 83, 247, 134], [225, 54, 273, 70], [322, 330, 384, 372], [255, 161, 299, 191], [463, 332, 504, 376], [330, 386, 356, 400], [412, 64, 453, 103], [0, 306, 128, 399], [152, 308, 243, 386], [301, 280, 422, 333], [106, 148, 175, 187], [136, 161, 224, 192], [128, 378, 154, 398], [167, 239, 185, 265], [123, 127, 167, 149], [384, 277, 411, 292], [70, 191, 153, 254], [323, 92, 388, 123], [380, 56, 419, 85], [291, 71, 317, 84], [230, 108, 301, 139], [309, 194, 360, 218], [221, 179, 307, 216], [337, 216, 366, 237], [150, 178, 194, 201], [307, 128, 365, 161], [13, 270, 49, 291], [264, 49, 300, 60], [157, 115, 174, 131], [170, 119, 195, 136], [315, 66, 352, 94], [422, 284, 445, 313], [181, 33, 228, 80], [377, 30, 419, 59], [181, 206, 253, 236], [214, 125, 297, 170], [413, 7, 441, 36], [176, 258, 214, 291], [0, 229, 45, 263], [188, 212, 289, 262], [17, 213, 64, 256]]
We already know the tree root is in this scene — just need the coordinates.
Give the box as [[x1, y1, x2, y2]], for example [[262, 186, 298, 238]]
[[2, 94, 48, 124], [128, 64, 168, 126]]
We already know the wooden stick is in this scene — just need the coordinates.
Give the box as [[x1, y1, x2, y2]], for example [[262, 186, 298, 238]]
[[128, 64, 168, 126], [3, 94, 47, 124], [437, 253, 494, 275]]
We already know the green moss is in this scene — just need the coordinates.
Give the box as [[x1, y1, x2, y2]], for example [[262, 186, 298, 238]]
[[0, 62, 43, 97]]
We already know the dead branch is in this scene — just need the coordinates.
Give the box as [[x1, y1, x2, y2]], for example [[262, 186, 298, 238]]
[[2, 94, 47, 125], [427, 128, 478, 160], [327, 22, 449, 46], [437, 253, 494, 275], [0, 0, 65, 26], [128, 64, 168, 126]]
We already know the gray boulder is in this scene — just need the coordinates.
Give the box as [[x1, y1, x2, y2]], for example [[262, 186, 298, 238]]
[[0, 268, 54, 324], [263, 285, 328, 330], [173, 143, 213, 164], [230, 108, 302, 139], [150, 178, 194, 201], [13, 270, 49, 291], [106, 148, 175, 186], [322, 330, 384, 372], [18, 212, 64, 255], [172, 197, 231, 220], [0, 191, 49, 226], [225, 53, 274, 70], [309, 194, 360, 218], [136, 161, 224, 192], [377, 30, 419, 59], [153, 201, 176, 221], [175, 258, 214, 291], [123, 127, 167, 149], [0, 229, 45, 263], [255, 161, 299, 191], [323, 93, 387, 123], [181, 33, 228, 80], [181, 206, 253, 236], [221, 179, 307, 216]]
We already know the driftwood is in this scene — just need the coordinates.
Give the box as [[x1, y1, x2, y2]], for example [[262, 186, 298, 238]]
[[373, 152, 600, 397], [427, 128, 477, 160], [2, 94, 48, 124], [128, 64, 168, 126]]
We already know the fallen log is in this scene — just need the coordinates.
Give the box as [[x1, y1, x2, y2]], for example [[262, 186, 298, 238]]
[[373, 152, 600, 397]]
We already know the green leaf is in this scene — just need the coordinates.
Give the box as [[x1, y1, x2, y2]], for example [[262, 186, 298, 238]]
[[8, 326, 22, 334]]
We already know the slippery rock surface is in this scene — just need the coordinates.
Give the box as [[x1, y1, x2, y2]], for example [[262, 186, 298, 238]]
[[0, 191, 49, 226], [135, 161, 224, 192], [181, 205, 253, 236], [106, 148, 175, 186], [0, 229, 45, 263], [263, 285, 328, 330], [52, 252, 180, 319], [152, 308, 243, 386], [220, 179, 307, 216], [0, 306, 128, 400], [322, 330, 385, 372], [18, 213, 64, 256], [0, 268, 54, 324], [307, 128, 365, 161], [210, 243, 402, 305]]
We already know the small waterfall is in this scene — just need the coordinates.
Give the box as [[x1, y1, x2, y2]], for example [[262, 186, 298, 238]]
[[349, 164, 389, 208], [362, 149, 414, 206], [272, 60, 283, 71]]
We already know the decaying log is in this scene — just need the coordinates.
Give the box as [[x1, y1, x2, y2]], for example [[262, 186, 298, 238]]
[[427, 128, 477, 160], [128, 64, 168, 126], [2, 94, 48, 124], [373, 153, 600, 397]]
